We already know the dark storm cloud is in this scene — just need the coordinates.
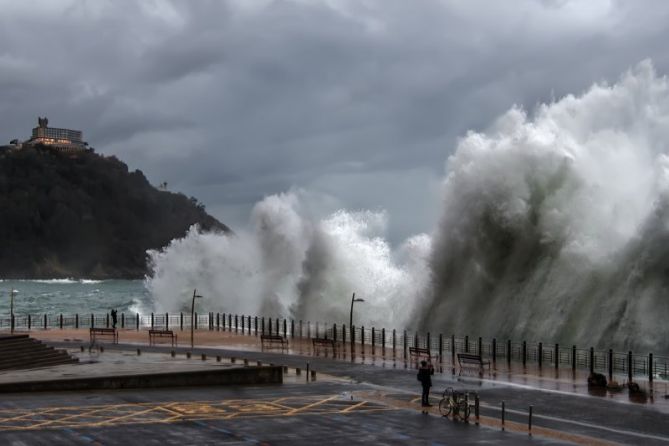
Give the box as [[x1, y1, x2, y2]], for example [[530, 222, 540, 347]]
[[2, 0, 669, 241]]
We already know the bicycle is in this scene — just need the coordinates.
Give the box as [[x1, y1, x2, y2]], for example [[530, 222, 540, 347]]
[[439, 387, 471, 421]]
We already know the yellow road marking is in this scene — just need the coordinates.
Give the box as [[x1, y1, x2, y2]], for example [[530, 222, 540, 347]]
[[0, 395, 392, 432], [284, 395, 338, 416], [340, 401, 369, 413]]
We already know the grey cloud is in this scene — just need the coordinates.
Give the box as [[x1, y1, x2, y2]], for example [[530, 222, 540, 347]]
[[2, 0, 669, 241]]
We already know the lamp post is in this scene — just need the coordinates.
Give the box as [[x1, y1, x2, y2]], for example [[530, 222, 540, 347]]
[[349, 292, 364, 343], [190, 289, 203, 349]]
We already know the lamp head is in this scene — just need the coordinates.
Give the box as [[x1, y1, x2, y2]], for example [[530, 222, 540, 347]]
[[353, 298, 365, 302]]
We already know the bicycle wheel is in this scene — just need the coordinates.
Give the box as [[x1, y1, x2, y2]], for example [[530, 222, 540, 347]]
[[438, 398, 452, 417], [458, 400, 470, 421]]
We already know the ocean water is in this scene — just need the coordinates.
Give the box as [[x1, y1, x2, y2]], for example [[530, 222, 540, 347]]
[[0, 280, 151, 315]]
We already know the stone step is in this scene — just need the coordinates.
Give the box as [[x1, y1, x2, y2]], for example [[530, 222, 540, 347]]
[[0, 335, 78, 371], [0, 356, 78, 372], [0, 342, 53, 355], [0, 338, 39, 348], [0, 348, 64, 363], [0, 351, 78, 368]]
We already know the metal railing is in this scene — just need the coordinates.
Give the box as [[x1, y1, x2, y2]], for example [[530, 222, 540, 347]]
[[1, 311, 667, 382]]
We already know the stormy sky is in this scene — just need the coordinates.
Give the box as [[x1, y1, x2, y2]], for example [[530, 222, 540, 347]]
[[1, 0, 668, 242]]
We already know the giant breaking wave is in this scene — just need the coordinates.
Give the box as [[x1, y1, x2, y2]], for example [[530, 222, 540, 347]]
[[147, 61, 669, 352]]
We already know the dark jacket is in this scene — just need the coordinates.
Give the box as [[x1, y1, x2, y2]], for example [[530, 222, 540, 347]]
[[417, 365, 434, 387]]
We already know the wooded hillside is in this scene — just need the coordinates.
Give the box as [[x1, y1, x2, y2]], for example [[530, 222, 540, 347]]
[[0, 146, 229, 278]]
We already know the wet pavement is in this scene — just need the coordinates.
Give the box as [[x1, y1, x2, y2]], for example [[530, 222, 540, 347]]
[[0, 329, 666, 445]]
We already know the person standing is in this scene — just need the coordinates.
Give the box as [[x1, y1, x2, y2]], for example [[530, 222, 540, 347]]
[[110, 309, 118, 329], [417, 359, 435, 407]]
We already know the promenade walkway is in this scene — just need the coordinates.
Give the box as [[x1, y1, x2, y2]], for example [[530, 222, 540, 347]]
[[0, 328, 665, 445]]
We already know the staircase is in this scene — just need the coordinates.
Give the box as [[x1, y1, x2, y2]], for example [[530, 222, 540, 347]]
[[0, 335, 78, 371]]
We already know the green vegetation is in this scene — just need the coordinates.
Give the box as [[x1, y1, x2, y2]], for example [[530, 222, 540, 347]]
[[0, 146, 229, 279]]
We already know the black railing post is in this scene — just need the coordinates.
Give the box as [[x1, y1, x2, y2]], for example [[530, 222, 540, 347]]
[[361, 326, 365, 354], [538, 342, 543, 368], [492, 338, 496, 363], [44, 314, 47, 330], [555, 343, 559, 369], [522, 341, 527, 366], [151, 313, 154, 330], [507, 339, 511, 365], [75, 313, 78, 329], [136, 313, 139, 330], [255, 316, 259, 335], [608, 349, 613, 382], [283, 319, 287, 338], [106, 313, 110, 328], [372, 327, 376, 350], [222, 313, 226, 330], [166, 312, 169, 330], [262, 317, 265, 334], [439, 334, 443, 363], [28, 314, 32, 330], [452, 335, 456, 365], [290, 319, 294, 338], [342, 324, 347, 346], [241, 314, 245, 333], [334, 323, 338, 342], [381, 328, 385, 355], [403, 330, 408, 360], [426, 332, 431, 353], [465, 335, 469, 353], [628, 351, 633, 382], [478, 337, 482, 356], [572, 345, 576, 372], [235, 315, 238, 333], [180, 312, 184, 331], [228, 313, 232, 330], [268, 318, 272, 335], [121, 313, 125, 329], [248, 316, 251, 334], [649, 353, 654, 382], [60, 314, 63, 329], [392, 329, 396, 357], [589, 347, 595, 374], [91, 313, 94, 328]]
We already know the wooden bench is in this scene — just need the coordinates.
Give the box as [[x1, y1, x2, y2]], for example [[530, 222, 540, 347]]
[[409, 347, 431, 365], [312, 338, 337, 356], [457, 353, 491, 375], [90, 327, 118, 344], [261, 334, 288, 351], [149, 329, 177, 347]]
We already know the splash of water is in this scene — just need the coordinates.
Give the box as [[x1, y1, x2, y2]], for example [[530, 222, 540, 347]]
[[420, 60, 669, 351], [146, 190, 430, 328], [147, 61, 669, 351]]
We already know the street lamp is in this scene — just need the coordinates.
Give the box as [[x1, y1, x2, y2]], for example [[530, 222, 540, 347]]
[[190, 289, 203, 348], [349, 292, 365, 336]]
